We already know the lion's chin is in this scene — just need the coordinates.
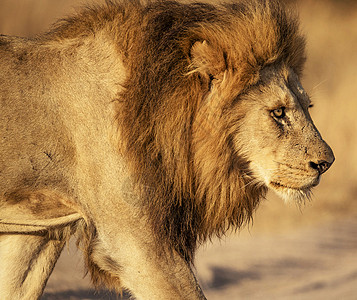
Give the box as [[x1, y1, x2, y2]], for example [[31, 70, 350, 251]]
[[269, 181, 314, 203]]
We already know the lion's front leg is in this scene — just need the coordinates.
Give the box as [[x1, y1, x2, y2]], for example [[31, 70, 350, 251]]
[[86, 208, 206, 300]]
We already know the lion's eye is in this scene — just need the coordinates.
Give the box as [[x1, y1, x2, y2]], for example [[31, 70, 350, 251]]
[[271, 107, 285, 119]]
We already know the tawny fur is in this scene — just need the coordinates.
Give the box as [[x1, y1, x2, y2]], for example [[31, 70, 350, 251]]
[[0, 1, 334, 299], [116, 0, 305, 260]]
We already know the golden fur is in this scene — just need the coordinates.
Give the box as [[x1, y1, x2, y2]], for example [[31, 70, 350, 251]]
[[117, 0, 306, 260], [0, 1, 334, 299]]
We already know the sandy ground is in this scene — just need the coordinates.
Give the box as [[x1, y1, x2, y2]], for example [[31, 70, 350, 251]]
[[196, 216, 357, 300], [41, 193, 357, 299], [42, 211, 357, 300], [1, 0, 357, 299]]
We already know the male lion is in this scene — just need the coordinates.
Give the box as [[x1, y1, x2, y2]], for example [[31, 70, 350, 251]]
[[0, 0, 334, 299]]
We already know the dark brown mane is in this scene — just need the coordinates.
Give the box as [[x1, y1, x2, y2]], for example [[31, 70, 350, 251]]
[[117, 0, 306, 261]]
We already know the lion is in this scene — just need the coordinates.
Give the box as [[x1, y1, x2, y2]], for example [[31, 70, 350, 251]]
[[0, 0, 334, 299]]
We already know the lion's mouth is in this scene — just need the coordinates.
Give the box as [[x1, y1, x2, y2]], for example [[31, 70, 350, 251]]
[[270, 181, 307, 190], [268, 179, 318, 202], [270, 174, 320, 190]]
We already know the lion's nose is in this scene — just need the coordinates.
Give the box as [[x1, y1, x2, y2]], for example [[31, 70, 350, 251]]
[[309, 160, 333, 175], [308, 139, 335, 175], [309, 147, 335, 175]]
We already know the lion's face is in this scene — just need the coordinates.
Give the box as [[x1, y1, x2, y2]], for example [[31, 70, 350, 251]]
[[232, 66, 334, 201]]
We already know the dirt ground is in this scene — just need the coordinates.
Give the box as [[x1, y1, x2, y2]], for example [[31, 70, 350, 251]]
[[1, 0, 357, 299], [42, 210, 357, 300]]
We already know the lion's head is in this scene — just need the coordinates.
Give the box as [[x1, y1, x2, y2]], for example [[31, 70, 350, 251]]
[[192, 60, 334, 204], [118, 0, 334, 260], [234, 67, 334, 202]]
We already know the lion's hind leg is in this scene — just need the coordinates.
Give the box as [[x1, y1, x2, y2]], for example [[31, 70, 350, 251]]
[[0, 189, 83, 300], [0, 233, 66, 300]]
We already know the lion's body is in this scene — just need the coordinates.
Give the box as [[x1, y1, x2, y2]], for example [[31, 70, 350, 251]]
[[0, 1, 334, 299]]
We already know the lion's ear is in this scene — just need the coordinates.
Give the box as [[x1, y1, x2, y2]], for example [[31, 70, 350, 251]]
[[190, 40, 226, 79]]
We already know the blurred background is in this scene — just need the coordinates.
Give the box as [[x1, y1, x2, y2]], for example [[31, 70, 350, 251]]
[[0, 0, 356, 299]]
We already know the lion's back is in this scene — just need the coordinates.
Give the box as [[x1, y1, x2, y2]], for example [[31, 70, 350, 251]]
[[0, 29, 129, 206], [0, 37, 77, 197]]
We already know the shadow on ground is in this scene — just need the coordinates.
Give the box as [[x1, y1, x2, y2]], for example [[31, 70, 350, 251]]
[[208, 266, 260, 289]]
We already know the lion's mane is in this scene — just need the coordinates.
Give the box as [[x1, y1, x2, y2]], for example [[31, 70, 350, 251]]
[[117, 0, 306, 261]]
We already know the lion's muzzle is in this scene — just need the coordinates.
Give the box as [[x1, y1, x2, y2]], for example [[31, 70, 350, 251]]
[[307, 140, 335, 175]]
